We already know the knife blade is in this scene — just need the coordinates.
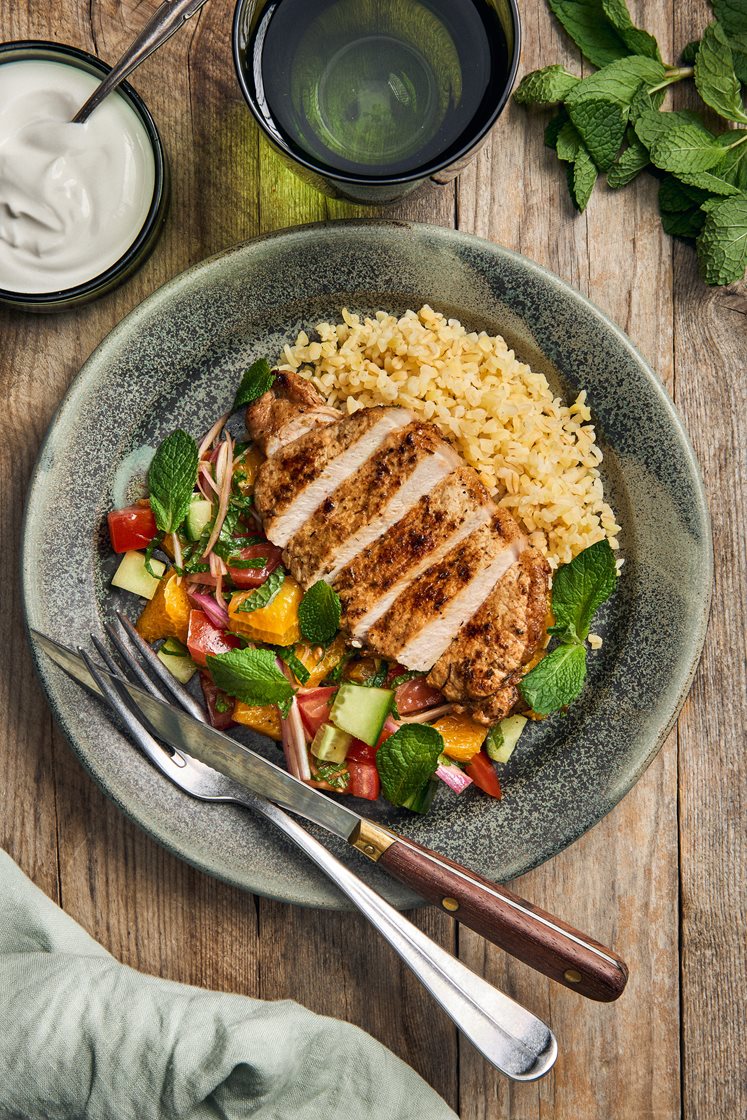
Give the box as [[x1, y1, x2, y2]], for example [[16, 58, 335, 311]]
[[31, 628, 629, 1002]]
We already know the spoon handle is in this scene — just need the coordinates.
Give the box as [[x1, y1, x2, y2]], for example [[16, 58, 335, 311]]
[[73, 0, 209, 123]]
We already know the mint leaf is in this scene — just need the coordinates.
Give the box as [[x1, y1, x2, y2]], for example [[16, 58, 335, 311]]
[[514, 65, 580, 107], [634, 108, 704, 149], [710, 2, 747, 36], [547, 0, 631, 68], [376, 725, 443, 808], [298, 580, 341, 644], [549, 538, 617, 643], [519, 643, 588, 715], [659, 177, 708, 239], [676, 170, 741, 196], [569, 145, 599, 210], [556, 121, 583, 162], [648, 121, 726, 174], [716, 129, 747, 188], [695, 22, 747, 124], [277, 647, 311, 685], [607, 137, 650, 187], [601, 0, 661, 61], [232, 358, 275, 411], [696, 193, 747, 283], [206, 647, 295, 707], [235, 567, 285, 613], [565, 57, 666, 169], [568, 96, 629, 169], [148, 430, 198, 534]]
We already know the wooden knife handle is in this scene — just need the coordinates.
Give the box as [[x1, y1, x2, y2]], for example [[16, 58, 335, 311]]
[[364, 828, 628, 1002]]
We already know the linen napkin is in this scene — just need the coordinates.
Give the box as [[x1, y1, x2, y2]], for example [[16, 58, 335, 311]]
[[0, 850, 457, 1120]]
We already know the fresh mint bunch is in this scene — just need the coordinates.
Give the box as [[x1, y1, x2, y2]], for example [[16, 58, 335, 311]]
[[519, 539, 617, 716], [515, 0, 747, 284]]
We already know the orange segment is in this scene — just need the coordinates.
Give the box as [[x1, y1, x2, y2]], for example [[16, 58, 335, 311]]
[[294, 635, 347, 686], [432, 713, 487, 762], [228, 576, 302, 646], [233, 701, 282, 740], [136, 570, 191, 644]]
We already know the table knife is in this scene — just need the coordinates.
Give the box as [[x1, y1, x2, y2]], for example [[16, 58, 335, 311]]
[[33, 630, 628, 1002]]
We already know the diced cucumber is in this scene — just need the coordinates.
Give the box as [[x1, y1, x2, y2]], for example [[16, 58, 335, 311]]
[[311, 722, 353, 763], [157, 638, 197, 684], [329, 682, 393, 747], [186, 497, 213, 542], [491, 715, 528, 764], [112, 550, 165, 599]]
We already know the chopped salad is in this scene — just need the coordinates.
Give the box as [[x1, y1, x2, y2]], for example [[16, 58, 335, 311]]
[[107, 360, 617, 813]]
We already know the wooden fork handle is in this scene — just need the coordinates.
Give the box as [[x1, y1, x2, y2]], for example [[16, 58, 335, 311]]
[[353, 824, 628, 1002]]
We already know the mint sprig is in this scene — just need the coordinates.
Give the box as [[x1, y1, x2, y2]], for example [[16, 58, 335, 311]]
[[515, 2, 747, 284], [148, 430, 198, 534], [206, 647, 295, 708], [298, 580, 342, 645], [232, 358, 275, 411], [376, 725, 444, 810], [519, 539, 617, 716]]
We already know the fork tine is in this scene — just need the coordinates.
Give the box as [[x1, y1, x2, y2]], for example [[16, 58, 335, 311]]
[[78, 647, 188, 772], [103, 618, 174, 704], [115, 612, 208, 724]]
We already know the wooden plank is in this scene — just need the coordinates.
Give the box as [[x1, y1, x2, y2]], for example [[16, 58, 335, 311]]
[[672, 4, 747, 1117], [455, 2, 681, 1117]]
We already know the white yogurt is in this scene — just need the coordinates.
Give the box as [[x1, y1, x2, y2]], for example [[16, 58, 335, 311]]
[[0, 59, 156, 294]]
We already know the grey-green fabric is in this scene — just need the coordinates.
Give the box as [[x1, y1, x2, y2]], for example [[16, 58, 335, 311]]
[[0, 851, 457, 1120]]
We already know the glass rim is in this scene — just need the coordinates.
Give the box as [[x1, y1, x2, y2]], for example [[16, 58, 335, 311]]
[[0, 39, 168, 305], [231, 0, 522, 187]]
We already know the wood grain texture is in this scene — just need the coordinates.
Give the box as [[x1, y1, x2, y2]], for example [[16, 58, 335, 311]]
[[0, 0, 743, 1117]]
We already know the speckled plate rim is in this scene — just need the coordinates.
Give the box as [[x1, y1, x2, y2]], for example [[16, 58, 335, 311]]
[[22, 219, 713, 909]]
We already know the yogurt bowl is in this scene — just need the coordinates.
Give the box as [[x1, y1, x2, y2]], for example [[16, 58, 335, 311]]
[[0, 41, 169, 312]]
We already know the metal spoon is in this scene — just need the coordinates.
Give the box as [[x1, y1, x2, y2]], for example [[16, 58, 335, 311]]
[[73, 0, 209, 124]]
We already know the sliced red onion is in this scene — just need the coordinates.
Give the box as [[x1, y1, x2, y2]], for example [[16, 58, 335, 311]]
[[282, 696, 311, 781], [188, 588, 229, 630], [399, 704, 454, 724], [436, 764, 473, 794], [202, 435, 233, 558], [198, 410, 230, 459]]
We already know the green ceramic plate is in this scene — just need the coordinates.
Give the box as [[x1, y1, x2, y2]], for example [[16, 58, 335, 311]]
[[22, 221, 712, 908]]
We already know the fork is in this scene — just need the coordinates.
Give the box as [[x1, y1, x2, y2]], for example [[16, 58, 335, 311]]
[[78, 618, 557, 1081]]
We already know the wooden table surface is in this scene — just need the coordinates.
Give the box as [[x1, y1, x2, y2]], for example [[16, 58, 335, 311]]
[[2, 2, 744, 1117]]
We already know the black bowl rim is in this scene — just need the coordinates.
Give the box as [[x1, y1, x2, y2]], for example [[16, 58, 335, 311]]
[[231, 0, 522, 186], [0, 39, 168, 305]]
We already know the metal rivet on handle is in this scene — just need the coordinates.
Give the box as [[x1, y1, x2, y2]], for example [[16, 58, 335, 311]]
[[564, 969, 583, 984], [442, 897, 460, 911]]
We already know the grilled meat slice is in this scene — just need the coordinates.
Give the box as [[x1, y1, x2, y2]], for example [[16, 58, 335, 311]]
[[336, 466, 493, 635], [427, 547, 550, 723], [364, 511, 525, 671], [253, 405, 412, 547], [247, 373, 551, 722], [285, 421, 462, 587]]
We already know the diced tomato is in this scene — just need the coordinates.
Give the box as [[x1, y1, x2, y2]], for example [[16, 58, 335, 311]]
[[465, 751, 502, 799], [395, 677, 444, 715], [187, 609, 241, 668], [297, 686, 337, 737], [199, 671, 235, 731], [347, 762, 380, 801], [227, 543, 283, 589], [108, 505, 157, 553], [347, 740, 377, 764]]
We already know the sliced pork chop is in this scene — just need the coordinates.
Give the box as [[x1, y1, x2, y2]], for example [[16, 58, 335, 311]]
[[336, 466, 493, 634], [253, 406, 412, 548], [364, 511, 525, 671], [286, 421, 462, 587], [427, 547, 550, 723]]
